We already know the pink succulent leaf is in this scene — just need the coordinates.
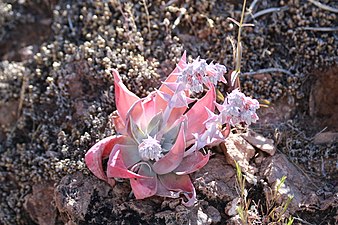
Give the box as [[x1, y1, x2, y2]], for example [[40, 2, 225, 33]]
[[142, 91, 160, 122], [166, 106, 187, 130], [128, 94, 164, 130], [126, 98, 146, 128], [185, 85, 216, 142], [85, 135, 125, 181], [158, 173, 196, 207], [153, 93, 171, 124], [152, 122, 186, 174], [107, 178, 116, 187], [154, 89, 188, 130], [112, 111, 126, 134], [130, 164, 157, 199], [176, 50, 187, 72], [147, 111, 164, 137], [107, 147, 150, 179], [156, 90, 172, 104], [159, 51, 187, 93], [174, 151, 210, 175], [156, 179, 181, 198], [183, 140, 198, 157], [156, 88, 188, 131], [152, 52, 190, 129], [162, 81, 185, 93], [113, 69, 140, 123]]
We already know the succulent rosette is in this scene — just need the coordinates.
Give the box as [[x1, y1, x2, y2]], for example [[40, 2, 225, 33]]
[[85, 52, 227, 206], [85, 51, 260, 206]]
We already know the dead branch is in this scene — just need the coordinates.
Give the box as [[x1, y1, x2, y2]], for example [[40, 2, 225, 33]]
[[307, 0, 338, 13]]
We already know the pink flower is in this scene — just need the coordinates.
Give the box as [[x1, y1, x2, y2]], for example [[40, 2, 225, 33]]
[[217, 89, 260, 126], [177, 57, 227, 93], [85, 52, 215, 206]]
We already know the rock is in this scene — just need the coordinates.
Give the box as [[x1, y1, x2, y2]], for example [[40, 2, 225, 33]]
[[224, 197, 240, 217], [196, 205, 221, 225], [154, 210, 179, 225], [319, 193, 338, 211], [254, 151, 265, 165], [221, 133, 257, 175], [54, 170, 225, 225], [154, 205, 191, 225], [309, 66, 338, 130], [161, 198, 181, 210], [194, 154, 237, 201], [241, 130, 276, 155], [256, 96, 295, 124], [204, 205, 222, 224], [227, 216, 242, 225], [125, 200, 156, 222], [313, 132, 338, 144], [24, 182, 57, 225], [167, 201, 222, 225], [54, 171, 111, 224], [260, 154, 319, 213]]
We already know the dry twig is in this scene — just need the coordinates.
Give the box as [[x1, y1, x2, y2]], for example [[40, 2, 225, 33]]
[[142, 0, 151, 33], [307, 0, 338, 13], [248, 6, 289, 21], [293, 216, 316, 225], [18, 72, 29, 117], [300, 26, 338, 32], [242, 68, 293, 77]]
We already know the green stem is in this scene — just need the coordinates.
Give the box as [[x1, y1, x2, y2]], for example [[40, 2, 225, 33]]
[[235, 0, 247, 72]]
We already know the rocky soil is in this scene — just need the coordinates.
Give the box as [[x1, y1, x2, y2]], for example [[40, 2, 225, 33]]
[[0, 0, 337, 224]]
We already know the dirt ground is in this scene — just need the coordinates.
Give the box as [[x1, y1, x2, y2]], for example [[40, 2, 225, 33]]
[[0, 0, 337, 224]]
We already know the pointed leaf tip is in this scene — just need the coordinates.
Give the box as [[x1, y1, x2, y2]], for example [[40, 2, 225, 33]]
[[113, 69, 140, 122]]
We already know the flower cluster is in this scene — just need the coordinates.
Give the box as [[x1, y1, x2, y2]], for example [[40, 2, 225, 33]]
[[217, 89, 260, 126], [177, 57, 227, 93], [85, 51, 259, 206]]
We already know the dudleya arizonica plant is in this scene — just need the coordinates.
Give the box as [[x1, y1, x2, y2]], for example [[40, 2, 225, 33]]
[[85, 51, 259, 206]]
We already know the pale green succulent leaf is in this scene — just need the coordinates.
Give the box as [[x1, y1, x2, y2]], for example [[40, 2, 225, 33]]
[[127, 116, 146, 143], [147, 111, 164, 137], [161, 120, 181, 150]]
